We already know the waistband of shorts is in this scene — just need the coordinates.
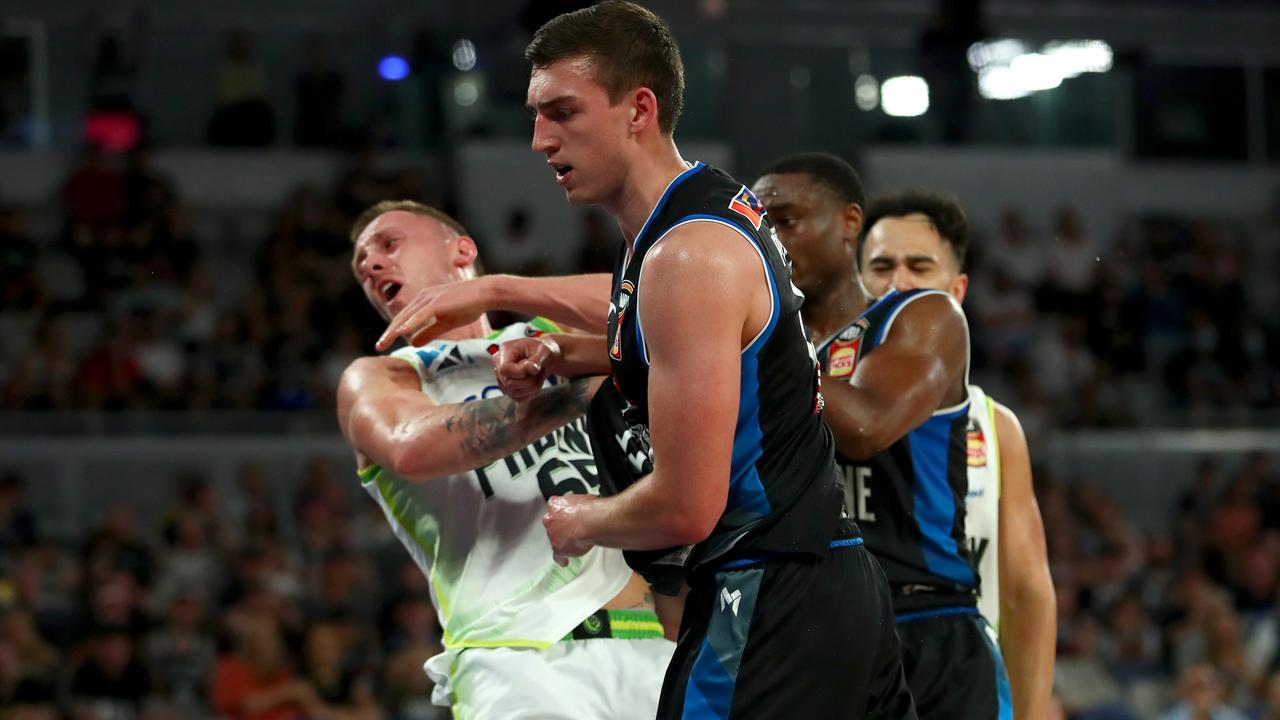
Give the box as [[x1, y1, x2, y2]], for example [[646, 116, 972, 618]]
[[890, 587, 978, 615], [564, 608, 665, 642], [709, 536, 865, 572], [894, 605, 981, 624]]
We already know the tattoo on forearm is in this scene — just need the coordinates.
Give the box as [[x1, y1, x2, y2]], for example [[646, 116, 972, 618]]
[[444, 379, 591, 458]]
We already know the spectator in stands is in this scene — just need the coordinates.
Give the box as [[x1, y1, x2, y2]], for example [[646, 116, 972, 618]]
[[1044, 206, 1098, 310], [207, 30, 276, 147], [211, 613, 310, 720], [144, 591, 217, 718], [486, 206, 549, 274], [68, 624, 152, 720], [1159, 664, 1250, 720], [379, 592, 446, 720], [299, 621, 383, 720], [61, 143, 126, 246], [0, 472, 37, 548], [294, 35, 345, 147], [992, 208, 1046, 291]]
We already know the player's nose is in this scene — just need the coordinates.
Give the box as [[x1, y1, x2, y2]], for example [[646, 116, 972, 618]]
[[891, 268, 918, 292], [531, 117, 557, 154]]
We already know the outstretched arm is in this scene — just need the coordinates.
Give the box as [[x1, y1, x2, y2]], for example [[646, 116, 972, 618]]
[[994, 401, 1055, 720], [819, 294, 968, 459], [378, 273, 613, 350], [542, 225, 759, 556], [337, 356, 598, 479]]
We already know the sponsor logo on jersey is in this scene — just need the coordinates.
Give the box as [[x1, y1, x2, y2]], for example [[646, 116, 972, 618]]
[[826, 318, 870, 378], [728, 185, 766, 230], [966, 420, 988, 467], [719, 586, 743, 615], [610, 280, 635, 361], [829, 345, 857, 377]]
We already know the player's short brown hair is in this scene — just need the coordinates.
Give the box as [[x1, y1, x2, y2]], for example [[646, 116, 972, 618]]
[[349, 200, 484, 274], [525, 0, 685, 135], [349, 200, 468, 244]]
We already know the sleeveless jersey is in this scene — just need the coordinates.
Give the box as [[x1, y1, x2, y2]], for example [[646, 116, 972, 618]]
[[605, 161, 844, 573], [815, 289, 978, 611], [357, 320, 631, 700], [965, 384, 1002, 631]]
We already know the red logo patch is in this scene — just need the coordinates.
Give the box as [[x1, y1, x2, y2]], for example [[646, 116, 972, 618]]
[[728, 186, 766, 230]]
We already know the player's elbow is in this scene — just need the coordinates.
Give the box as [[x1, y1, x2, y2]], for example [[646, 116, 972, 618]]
[[661, 503, 721, 546], [1005, 563, 1056, 613], [388, 443, 433, 481], [835, 427, 895, 461]]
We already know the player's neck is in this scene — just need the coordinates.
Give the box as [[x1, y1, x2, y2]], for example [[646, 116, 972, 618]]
[[609, 138, 688, 246], [804, 279, 871, 344]]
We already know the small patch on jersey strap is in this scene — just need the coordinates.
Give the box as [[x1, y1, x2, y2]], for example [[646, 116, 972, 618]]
[[610, 280, 635, 361], [966, 420, 988, 468], [836, 317, 870, 342], [826, 317, 870, 378], [728, 185, 766, 230]]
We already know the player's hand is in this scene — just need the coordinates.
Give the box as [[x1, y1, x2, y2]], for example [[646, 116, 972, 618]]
[[376, 276, 495, 351], [543, 494, 598, 566], [494, 336, 561, 402]]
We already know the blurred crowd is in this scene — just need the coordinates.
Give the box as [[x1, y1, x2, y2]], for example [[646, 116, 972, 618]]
[[2, 142, 1278, 435], [964, 206, 1280, 435], [0, 460, 447, 720], [3, 451, 1280, 719], [1047, 452, 1280, 719]]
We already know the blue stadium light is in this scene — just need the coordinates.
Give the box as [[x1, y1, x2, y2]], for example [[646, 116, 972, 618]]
[[378, 55, 410, 82]]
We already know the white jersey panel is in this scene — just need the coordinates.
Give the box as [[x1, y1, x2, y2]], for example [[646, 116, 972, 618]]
[[964, 384, 1002, 632], [359, 322, 632, 664]]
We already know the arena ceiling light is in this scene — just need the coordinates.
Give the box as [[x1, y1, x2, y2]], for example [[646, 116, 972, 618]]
[[378, 55, 410, 82], [968, 38, 1113, 100], [854, 74, 879, 111], [452, 39, 477, 72], [880, 76, 929, 117]]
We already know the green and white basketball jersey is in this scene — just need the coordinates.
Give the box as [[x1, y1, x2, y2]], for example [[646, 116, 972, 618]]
[[964, 384, 1001, 632], [359, 319, 631, 659]]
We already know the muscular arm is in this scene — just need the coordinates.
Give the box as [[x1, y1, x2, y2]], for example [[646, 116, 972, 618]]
[[994, 401, 1056, 720], [336, 356, 597, 479], [569, 226, 759, 549], [487, 273, 613, 332], [820, 294, 968, 460], [546, 332, 613, 377], [378, 273, 612, 350]]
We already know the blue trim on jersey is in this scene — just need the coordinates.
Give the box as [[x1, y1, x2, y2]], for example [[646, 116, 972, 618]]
[[978, 616, 1015, 720], [629, 163, 708, 369], [682, 565, 764, 719], [894, 605, 979, 623], [633, 162, 706, 257], [909, 415, 977, 588], [727, 215, 780, 525], [635, 212, 780, 523], [716, 537, 863, 571]]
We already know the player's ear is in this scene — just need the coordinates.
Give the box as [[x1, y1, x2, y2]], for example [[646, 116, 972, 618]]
[[629, 87, 660, 136], [952, 273, 969, 304], [454, 236, 480, 268], [842, 203, 864, 253]]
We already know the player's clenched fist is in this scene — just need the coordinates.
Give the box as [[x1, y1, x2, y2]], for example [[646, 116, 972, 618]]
[[494, 336, 562, 401], [543, 494, 598, 566]]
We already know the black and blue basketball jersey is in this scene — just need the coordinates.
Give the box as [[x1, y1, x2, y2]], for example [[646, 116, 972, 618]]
[[815, 289, 977, 610], [604, 161, 845, 573]]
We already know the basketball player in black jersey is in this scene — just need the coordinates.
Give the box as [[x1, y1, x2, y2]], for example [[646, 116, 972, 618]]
[[379, 3, 914, 719], [752, 154, 1050, 720]]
